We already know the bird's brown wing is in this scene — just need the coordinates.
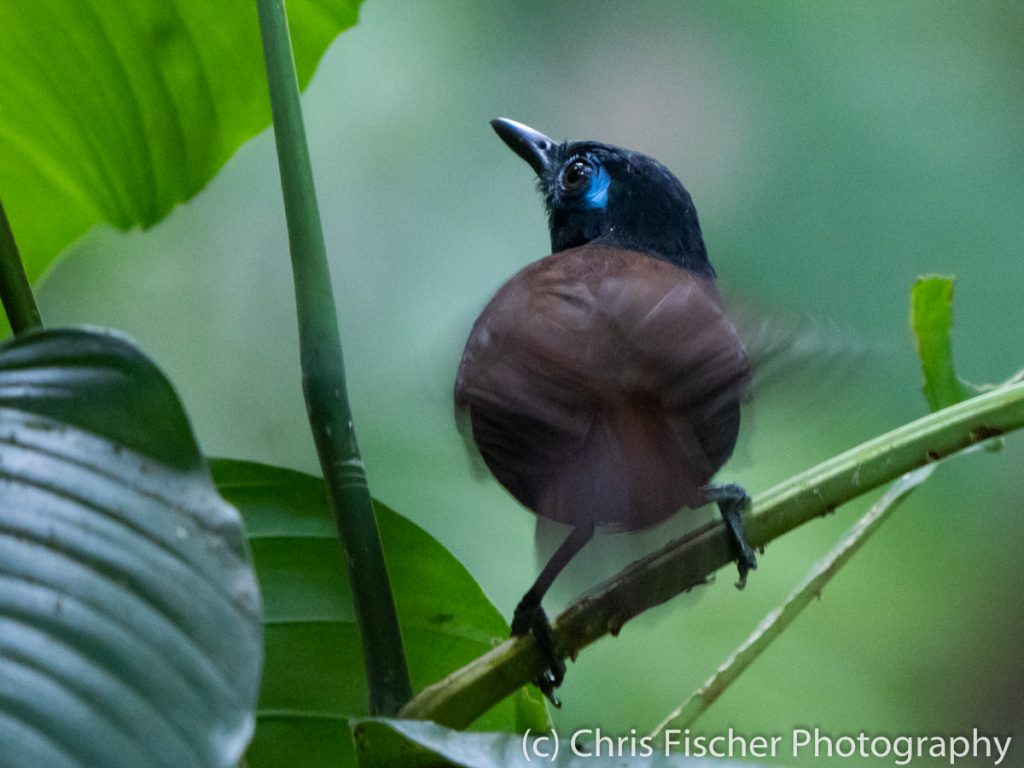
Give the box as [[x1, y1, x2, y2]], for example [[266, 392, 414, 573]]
[[455, 245, 750, 531]]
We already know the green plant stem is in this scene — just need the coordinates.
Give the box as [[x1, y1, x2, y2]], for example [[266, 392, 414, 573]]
[[650, 464, 935, 736], [255, 0, 411, 715], [400, 380, 1024, 728], [0, 199, 43, 334]]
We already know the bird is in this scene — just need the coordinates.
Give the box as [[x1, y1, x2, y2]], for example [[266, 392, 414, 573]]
[[454, 118, 757, 705]]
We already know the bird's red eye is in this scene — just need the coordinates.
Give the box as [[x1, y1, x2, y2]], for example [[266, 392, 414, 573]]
[[561, 159, 592, 191]]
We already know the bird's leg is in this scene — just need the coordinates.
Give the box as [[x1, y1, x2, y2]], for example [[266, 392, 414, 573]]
[[702, 483, 757, 589], [511, 521, 595, 707]]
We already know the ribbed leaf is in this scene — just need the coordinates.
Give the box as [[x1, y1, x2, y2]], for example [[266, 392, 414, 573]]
[[0, 327, 262, 768]]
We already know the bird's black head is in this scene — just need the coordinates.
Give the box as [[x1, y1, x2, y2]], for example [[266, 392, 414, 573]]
[[491, 118, 713, 278]]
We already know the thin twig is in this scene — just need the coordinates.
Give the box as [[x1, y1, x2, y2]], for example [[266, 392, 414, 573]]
[[650, 464, 935, 736]]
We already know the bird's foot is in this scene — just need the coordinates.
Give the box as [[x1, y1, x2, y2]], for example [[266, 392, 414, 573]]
[[702, 483, 758, 589], [512, 591, 566, 708]]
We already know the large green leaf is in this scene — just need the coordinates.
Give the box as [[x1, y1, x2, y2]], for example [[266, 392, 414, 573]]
[[0, 327, 262, 767], [0, 0, 361, 281], [211, 460, 549, 768]]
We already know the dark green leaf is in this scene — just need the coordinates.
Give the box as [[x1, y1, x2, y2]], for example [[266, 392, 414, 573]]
[[211, 460, 549, 768], [0, 326, 199, 468], [911, 276, 976, 411], [351, 719, 762, 768], [0, 0, 361, 281], [0, 327, 262, 768]]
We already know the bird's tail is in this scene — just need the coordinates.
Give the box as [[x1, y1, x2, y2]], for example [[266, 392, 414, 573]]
[[537, 406, 708, 532]]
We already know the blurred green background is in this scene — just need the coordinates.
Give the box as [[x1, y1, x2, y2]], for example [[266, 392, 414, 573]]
[[36, 2, 1024, 765]]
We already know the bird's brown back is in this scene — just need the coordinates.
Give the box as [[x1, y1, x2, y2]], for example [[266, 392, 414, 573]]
[[456, 245, 749, 531]]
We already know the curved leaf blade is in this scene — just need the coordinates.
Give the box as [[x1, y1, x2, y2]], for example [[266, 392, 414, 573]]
[[911, 275, 976, 411], [0, 325, 200, 468], [0, 327, 262, 768], [0, 0, 361, 281], [211, 460, 549, 768]]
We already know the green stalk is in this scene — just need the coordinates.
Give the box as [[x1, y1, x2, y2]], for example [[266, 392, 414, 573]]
[[400, 380, 1024, 727], [0, 199, 43, 334], [650, 463, 935, 735], [255, 0, 411, 715]]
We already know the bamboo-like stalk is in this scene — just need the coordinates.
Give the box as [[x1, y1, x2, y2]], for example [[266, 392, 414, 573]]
[[255, 0, 411, 715]]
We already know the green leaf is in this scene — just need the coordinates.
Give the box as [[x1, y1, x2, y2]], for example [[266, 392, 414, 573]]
[[0, 325, 199, 468], [911, 276, 976, 411], [351, 719, 763, 768], [0, 0, 361, 281], [211, 460, 549, 768], [0, 327, 262, 768]]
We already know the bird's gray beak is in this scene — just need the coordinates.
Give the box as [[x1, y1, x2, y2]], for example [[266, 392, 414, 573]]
[[491, 118, 558, 177]]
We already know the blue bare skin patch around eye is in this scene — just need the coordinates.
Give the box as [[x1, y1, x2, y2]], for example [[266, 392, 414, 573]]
[[583, 165, 610, 208]]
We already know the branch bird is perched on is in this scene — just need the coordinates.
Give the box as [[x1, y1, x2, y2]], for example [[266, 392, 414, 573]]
[[455, 118, 757, 704]]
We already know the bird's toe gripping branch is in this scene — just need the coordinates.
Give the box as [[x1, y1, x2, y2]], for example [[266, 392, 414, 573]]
[[512, 591, 566, 708], [703, 482, 758, 588]]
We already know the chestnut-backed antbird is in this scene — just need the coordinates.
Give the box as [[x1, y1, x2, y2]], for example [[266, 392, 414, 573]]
[[455, 119, 757, 704]]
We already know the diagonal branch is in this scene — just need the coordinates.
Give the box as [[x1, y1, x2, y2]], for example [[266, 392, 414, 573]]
[[400, 379, 1024, 728]]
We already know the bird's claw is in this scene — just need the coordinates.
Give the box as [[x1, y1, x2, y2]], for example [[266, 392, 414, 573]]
[[512, 595, 565, 708], [733, 544, 757, 589], [702, 483, 758, 589]]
